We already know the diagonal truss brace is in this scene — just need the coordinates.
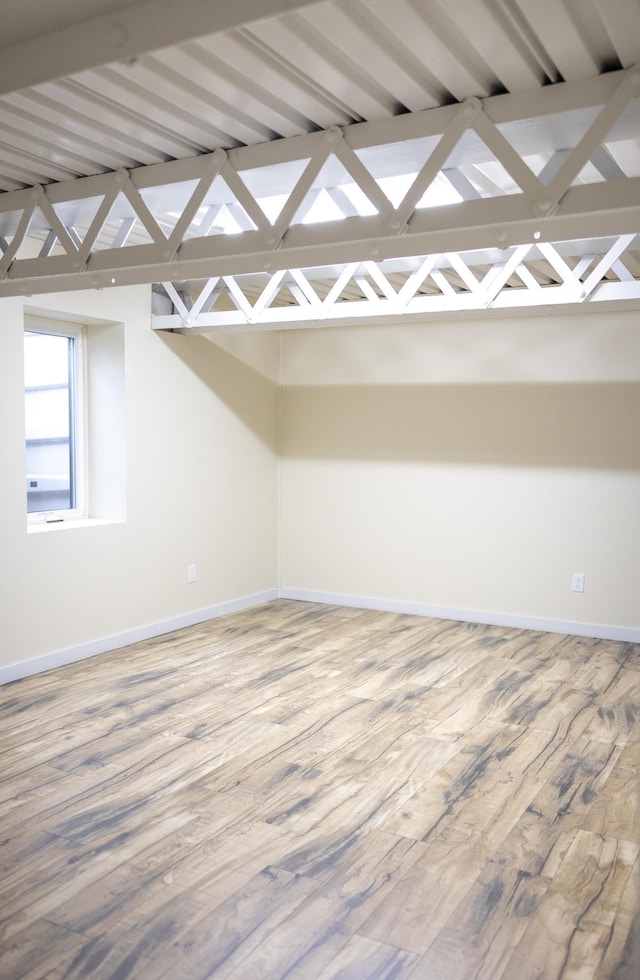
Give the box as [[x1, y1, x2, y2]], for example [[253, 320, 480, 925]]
[[152, 234, 640, 332], [0, 68, 639, 297]]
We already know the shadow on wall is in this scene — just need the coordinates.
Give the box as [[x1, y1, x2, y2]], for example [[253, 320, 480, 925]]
[[282, 381, 640, 469], [156, 331, 278, 451]]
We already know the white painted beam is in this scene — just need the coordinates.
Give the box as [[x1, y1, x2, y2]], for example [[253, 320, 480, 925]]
[[149, 233, 640, 331], [3, 177, 639, 298], [0, 0, 321, 97], [151, 276, 640, 334], [0, 69, 638, 297]]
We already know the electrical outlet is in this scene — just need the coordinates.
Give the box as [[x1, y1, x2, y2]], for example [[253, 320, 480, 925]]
[[571, 572, 585, 593], [187, 564, 196, 583]]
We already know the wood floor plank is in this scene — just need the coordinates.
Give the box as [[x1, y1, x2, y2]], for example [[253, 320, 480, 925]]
[[105, 819, 290, 943], [583, 759, 640, 842], [0, 918, 89, 980], [416, 862, 551, 979], [594, 853, 640, 980], [489, 735, 625, 875], [315, 934, 420, 979], [0, 807, 201, 944], [0, 599, 638, 979], [357, 830, 491, 955], [182, 832, 422, 978], [506, 830, 638, 979], [135, 865, 319, 980]]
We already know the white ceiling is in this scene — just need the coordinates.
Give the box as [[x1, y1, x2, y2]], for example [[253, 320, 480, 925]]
[[0, 0, 639, 324], [1, 0, 638, 190]]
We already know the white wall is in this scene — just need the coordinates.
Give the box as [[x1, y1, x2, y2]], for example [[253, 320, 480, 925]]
[[280, 312, 640, 635], [0, 286, 279, 673], [3, 295, 639, 678]]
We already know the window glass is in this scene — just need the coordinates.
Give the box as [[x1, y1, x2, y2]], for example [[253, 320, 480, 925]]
[[24, 327, 80, 516]]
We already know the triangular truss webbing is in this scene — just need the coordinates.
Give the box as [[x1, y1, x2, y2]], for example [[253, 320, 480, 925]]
[[0, 67, 639, 299], [151, 234, 640, 332]]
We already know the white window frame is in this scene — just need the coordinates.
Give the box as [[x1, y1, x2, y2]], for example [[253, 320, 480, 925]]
[[25, 316, 87, 525]]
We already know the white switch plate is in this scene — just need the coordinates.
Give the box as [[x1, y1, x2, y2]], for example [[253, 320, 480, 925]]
[[187, 563, 196, 583], [571, 572, 585, 593]]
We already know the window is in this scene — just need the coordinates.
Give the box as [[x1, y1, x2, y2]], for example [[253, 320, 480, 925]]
[[24, 319, 86, 522]]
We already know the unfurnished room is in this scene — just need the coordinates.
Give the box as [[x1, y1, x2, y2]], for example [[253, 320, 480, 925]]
[[0, 1, 639, 977]]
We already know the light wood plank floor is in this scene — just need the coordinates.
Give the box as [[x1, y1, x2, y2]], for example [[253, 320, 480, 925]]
[[1, 600, 639, 979]]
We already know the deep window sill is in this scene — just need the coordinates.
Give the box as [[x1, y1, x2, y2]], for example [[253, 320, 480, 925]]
[[27, 517, 123, 534]]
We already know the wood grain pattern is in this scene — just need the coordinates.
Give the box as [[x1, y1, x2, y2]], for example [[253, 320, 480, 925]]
[[1, 600, 638, 979]]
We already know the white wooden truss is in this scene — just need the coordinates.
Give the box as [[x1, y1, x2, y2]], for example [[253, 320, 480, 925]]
[[151, 234, 640, 332], [0, 67, 639, 327]]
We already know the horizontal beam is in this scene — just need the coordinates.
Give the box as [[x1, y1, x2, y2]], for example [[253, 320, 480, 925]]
[[153, 281, 640, 335], [0, 0, 320, 97], [0, 69, 638, 297], [150, 234, 640, 333], [2, 180, 639, 298]]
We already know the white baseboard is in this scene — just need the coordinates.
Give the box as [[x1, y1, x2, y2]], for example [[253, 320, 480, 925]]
[[278, 588, 640, 643], [4, 584, 637, 687], [0, 589, 279, 686]]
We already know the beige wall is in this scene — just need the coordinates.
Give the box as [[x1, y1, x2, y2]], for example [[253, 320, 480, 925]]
[[280, 313, 640, 631], [3, 295, 639, 674], [0, 287, 279, 669]]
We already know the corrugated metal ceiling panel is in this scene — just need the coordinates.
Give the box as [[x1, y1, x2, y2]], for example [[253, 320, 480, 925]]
[[1, 0, 639, 193]]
